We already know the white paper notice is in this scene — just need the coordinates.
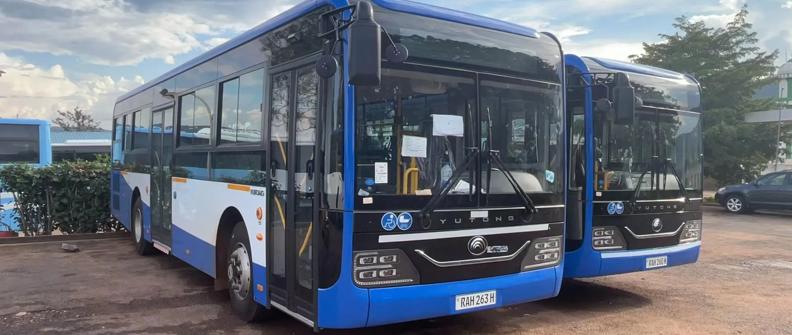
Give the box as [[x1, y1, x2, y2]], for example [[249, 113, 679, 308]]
[[374, 162, 388, 184], [401, 135, 427, 158], [511, 118, 525, 142], [432, 114, 464, 137]]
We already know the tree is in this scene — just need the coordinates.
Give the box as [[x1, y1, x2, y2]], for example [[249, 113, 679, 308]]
[[53, 106, 101, 131], [630, 7, 788, 185]]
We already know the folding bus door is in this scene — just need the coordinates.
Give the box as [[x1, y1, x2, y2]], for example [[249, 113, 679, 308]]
[[267, 61, 320, 325]]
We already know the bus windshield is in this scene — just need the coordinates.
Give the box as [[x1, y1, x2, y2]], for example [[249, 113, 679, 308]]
[[0, 124, 41, 165], [595, 108, 703, 196], [355, 65, 563, 202], [353, 8, 563, 208]]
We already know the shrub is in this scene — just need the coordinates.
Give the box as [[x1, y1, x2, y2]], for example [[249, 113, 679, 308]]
[[0, 155, 123, 236]]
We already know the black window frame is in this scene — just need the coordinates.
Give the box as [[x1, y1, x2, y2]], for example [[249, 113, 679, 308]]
[[216, 67, 267, 147], [176, 82, 217, 150]]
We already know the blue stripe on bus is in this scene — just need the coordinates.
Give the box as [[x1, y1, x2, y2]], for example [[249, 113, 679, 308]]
[[366, 266, 558, 327], [373, 0, 539, 38], [599, 242, 700, 275], [563, 54, 598, 278], [316, 25, 372, 328], [111, 170, 132, 231], [172, 225, 216, 277], [142, 200, 152, 242], [252, 263, 268, 306]]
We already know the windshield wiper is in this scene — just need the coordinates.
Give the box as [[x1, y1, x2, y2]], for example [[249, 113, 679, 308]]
[[663, 158, 687, 197], [630, 155, 659, 207], [420, 147, 479, 226], [486, 149, 538, 216], [480, 105, 537, 218], [659, 129, 687, 199]]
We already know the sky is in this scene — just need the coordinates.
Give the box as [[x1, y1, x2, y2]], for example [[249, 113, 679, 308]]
[[0, 0, 790, 128]]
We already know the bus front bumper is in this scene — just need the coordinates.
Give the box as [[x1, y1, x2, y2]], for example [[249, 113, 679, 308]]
[[365, 265, 558, 327], [597, 242, 701, 276], [318, 265, 560, 328]]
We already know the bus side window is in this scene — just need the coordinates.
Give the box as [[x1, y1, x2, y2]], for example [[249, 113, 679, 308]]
[[123, 114, 133, 152], [112, 117, 125, 165]]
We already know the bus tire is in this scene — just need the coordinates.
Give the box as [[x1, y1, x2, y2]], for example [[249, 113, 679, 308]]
[[131, 198, 154, 255], [227, 222, 268, 322]]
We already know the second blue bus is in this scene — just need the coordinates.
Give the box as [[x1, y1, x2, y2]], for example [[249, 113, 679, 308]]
[[564, 55, 703, 278]]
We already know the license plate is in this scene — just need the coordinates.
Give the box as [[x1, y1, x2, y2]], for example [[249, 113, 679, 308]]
[[646, 256, 668, 269], [455, 290, 496, 311]]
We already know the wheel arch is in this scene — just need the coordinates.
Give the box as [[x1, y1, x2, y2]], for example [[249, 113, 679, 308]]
[[215, 206, 246, 290], [130, 187, 141, 225]]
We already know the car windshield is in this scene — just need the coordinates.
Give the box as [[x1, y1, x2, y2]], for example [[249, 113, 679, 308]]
[[594, 109, 703, 196]]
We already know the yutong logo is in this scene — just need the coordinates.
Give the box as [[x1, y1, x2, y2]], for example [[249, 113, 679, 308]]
[[467, 236, 509, 256], [651, 218, 663, 233], [467, 236, 488, 256], [439, 215, 517, 225]]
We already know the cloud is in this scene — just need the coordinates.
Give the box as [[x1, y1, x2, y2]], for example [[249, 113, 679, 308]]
[[0, 0, 295, 66], [689, 13, 735, 27], [567, 41, 646, 61], [0, 53, 142, 127], [204, 37, 231, 50]]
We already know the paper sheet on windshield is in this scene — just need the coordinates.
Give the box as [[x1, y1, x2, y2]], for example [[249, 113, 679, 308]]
[[374, 162, 388, 184], [401, 135, 427, 158], [432, 114, 464, 137]]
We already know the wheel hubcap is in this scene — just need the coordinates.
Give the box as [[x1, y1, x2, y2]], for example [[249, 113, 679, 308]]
[[133, 208, 143, 242], [228, 243, 251, 300], [726, 198, 742, 212]]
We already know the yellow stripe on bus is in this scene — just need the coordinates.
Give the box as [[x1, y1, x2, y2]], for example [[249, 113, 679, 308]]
[[172, 177, 188, 183], [227, 184, 251, 192]]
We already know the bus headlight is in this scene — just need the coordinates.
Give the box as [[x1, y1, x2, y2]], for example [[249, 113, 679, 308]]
[[679, 219, 702, 243], [592, 226, 626, 250], [521, 236, 562, 270], [353, 249, 419, 288]]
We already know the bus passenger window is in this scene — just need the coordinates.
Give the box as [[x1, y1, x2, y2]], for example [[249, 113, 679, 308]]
[[179, 86, 215, 146]]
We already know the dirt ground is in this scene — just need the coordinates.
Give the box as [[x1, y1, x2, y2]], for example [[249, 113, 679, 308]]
[[1, 206, 791, 335]]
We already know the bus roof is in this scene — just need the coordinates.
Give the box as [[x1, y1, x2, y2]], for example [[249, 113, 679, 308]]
[[0, 118, 50, 126], [581, 56, 698, 85], [117, 0, 541, 104]]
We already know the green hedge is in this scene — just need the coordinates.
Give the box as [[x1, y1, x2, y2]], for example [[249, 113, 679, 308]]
[[0, 155, 123, 236]]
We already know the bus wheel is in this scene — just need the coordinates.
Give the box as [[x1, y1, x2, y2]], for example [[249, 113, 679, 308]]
[[227, 222, 268, 322], [132, 198, 154, 255]]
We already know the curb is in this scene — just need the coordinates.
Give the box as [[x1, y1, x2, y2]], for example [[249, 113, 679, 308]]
[[0, 231, 128, 245]]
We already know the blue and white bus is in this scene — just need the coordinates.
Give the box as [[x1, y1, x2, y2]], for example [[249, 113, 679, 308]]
[[110, 0, 566, 329], [564, 55, 702, 278], [0, 118, 52, 233]]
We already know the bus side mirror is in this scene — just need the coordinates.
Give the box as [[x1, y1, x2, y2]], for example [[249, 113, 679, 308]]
[[613, 72, 635, 125], [348, 1, 381, 86]]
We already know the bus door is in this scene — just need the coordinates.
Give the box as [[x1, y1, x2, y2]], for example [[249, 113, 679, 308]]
[[268, 62, 320, 322], [150, 108, 174, 247]]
